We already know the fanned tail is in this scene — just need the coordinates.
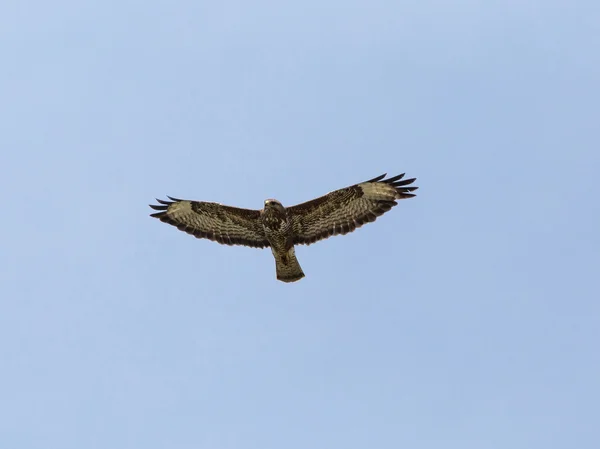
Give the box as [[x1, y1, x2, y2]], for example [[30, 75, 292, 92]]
[[275, 247, 305, 283]]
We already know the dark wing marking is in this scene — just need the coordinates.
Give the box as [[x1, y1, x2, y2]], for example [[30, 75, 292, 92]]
[[149, 196, 269, 248], [288, 173, 417, 245]]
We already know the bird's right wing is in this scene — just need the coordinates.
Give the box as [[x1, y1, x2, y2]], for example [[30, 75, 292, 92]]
[[288, 173, 417, 245], [150, 197, 269, 248]]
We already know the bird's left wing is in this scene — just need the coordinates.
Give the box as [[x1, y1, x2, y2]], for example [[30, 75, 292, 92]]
[[149, 197, 269, 248], [288, 173, 417, 246]]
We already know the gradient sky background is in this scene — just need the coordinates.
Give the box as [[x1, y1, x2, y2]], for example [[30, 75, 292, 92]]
[[1, 1, 599, 448]]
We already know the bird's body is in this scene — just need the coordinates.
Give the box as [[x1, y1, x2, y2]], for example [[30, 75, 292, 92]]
[[261, 199, 304, 282], [150, 173, 417, 282]]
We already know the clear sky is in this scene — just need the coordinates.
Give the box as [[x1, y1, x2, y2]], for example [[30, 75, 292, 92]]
[[1, 1, 599, 448]]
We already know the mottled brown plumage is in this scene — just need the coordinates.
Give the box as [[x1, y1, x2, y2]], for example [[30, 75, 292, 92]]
[[149, 173, 417, 282]]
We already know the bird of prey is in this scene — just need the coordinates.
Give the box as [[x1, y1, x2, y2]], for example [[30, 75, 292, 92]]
[[149, 173, 418, 282]]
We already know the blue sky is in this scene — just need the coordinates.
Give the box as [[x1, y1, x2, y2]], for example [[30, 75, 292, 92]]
[[1, 1, 599, 448]]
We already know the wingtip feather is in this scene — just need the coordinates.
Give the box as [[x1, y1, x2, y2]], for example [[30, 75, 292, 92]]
[[392, 177, 416, 187], [149, 204, 169, 211], [365, 173, 387, 183], [384, 173, 406, 183]]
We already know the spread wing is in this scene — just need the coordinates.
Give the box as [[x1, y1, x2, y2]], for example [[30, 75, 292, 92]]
[[149, 197, 269, 248], [288, 173, 417, 245]]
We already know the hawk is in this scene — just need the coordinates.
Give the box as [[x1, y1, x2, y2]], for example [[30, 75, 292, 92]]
[[149, 173, 418, 282]]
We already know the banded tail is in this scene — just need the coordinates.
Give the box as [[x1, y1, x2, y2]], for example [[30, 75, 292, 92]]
[[274, 246, 305, 283]]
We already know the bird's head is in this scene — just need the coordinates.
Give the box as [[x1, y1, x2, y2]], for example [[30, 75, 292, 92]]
[[264, 199, 285, 214]]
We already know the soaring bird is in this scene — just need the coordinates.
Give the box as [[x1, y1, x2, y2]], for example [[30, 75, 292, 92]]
[[150, 173, 417, 282]]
